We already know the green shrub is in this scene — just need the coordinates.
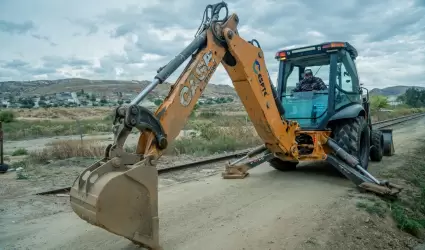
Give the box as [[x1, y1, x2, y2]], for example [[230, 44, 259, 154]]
[[0, 110, 15, 123], [12, 148, 28, 156]]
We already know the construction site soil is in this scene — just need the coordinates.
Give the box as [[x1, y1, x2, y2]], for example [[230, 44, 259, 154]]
[[1, 117, 425, 250]]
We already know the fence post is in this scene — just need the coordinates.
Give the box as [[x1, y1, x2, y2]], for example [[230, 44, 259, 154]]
[[75, 119, 84, 144], [0, 121, 9, 173]]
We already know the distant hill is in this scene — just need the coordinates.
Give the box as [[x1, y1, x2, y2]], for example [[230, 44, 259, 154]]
[[0, 78, 238, 99], [370, 85, 425, 97], [3, 79, 422, 100]]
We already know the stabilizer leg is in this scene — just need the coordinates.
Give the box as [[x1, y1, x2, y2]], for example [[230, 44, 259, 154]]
[[222, 144, 273, 179], [326, 138, 402, 198]]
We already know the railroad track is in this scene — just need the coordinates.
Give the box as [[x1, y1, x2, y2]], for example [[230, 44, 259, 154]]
[[36, 112, 425, 196], [373, 113, 425, 129]]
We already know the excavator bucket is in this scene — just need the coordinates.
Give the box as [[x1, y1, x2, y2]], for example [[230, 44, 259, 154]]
[[380, 128, 395, 156], [69, 155, 160, 249]]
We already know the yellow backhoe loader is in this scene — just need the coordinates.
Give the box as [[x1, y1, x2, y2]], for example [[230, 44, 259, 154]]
[[69, 2, 401, 249]]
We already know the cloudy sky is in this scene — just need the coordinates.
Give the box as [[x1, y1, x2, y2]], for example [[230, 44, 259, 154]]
[[0, 0, 424, 90]]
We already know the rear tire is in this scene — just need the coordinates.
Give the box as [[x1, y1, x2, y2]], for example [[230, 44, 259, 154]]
[[370, 129, 384, 162], [331, 116, 370, 170], [268, 158, 298, 171]]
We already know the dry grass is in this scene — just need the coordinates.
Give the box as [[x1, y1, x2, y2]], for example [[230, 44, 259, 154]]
[[19, 105, 425, 170], [371, 107, 425, 122], [25, 118, 261, 162], [166, 119, 261, 156], [2, 107, 247, 141], [29, 139, 106, 163], [12, 107, 114, 121], [2, 117, 113, 140], [9, 105, 244, 122]]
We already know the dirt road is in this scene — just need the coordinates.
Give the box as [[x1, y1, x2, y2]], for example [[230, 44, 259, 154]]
[[1, 117, 424, 250]]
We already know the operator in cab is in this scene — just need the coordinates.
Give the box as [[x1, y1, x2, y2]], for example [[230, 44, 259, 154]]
[[292, 68, 327, 92]]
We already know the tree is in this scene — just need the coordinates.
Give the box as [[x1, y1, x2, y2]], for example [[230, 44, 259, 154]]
[[38, 100, 48, 108], [216, 97, 226, 103], [154, 99, 163, 106], [100, 96, 108, 104], [90, 93, 96, 102], [8, 94, 15, 103], [18, 98, 35, 109], [190, 103, 199, 118], [370, 95, 389, 111], [117, 100, 123, 105], [395, 87, 425, 108]]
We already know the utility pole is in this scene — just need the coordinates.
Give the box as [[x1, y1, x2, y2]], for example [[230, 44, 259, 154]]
[[0, 122, 9, 173]]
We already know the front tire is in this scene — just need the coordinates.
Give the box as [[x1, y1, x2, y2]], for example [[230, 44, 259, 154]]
[[331, 116, 370, 170]]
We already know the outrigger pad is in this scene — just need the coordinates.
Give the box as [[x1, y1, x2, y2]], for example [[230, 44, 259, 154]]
[[221, 151, 274, 179], [222, 163, 250, 179], [359, 182, 402, 197], [380, 128, 395, 156]]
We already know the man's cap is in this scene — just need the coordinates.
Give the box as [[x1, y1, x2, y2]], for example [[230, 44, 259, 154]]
[[305, 69, 313, 75]]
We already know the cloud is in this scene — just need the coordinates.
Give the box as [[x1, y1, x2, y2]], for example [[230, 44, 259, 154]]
[[0, 20, 35, 34], [2, 59, 29, 69], [0, 56, 95, 81], [31, 34, 57, 47], [0, 0, 424, 91], [68, 18, 99, 36], [0, 19, 57, 46]]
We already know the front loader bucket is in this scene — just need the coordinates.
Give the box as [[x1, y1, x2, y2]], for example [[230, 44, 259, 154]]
[[380, 128, 395, 156], [69, 157, 160, 249]]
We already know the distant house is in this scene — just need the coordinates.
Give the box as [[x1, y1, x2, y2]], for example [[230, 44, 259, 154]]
[[387, 95, 402, 106], [33, 97, 40, 108], [56, 92, 73, 101], [1, 100, 9, 107], [70, 92, 80, 105], [140, 100, 156, 108]]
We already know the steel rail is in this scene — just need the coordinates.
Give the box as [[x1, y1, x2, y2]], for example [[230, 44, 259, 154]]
[[373, 113, 425, 129], [35, 112, 425, 195]]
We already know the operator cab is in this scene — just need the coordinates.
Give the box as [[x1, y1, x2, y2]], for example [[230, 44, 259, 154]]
[[275, 42, 362, 129]]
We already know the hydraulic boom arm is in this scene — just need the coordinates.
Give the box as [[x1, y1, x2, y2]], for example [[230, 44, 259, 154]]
[[129, 4, 299, 163]]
